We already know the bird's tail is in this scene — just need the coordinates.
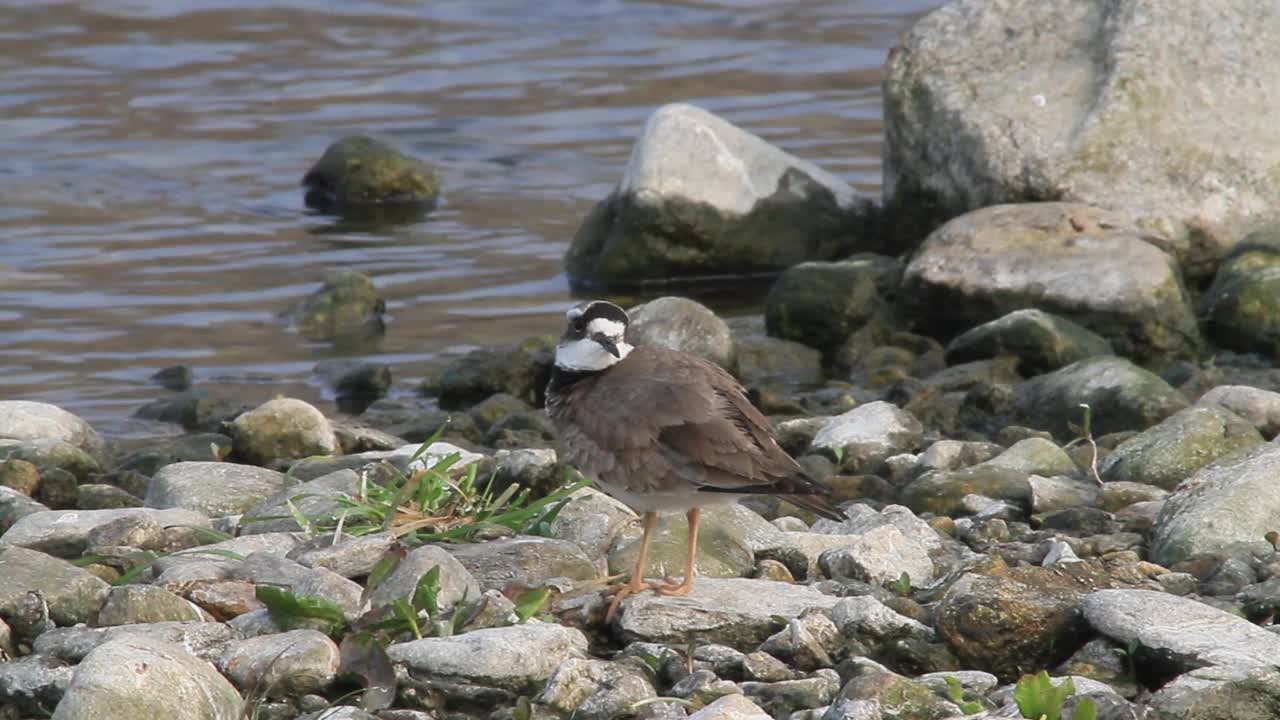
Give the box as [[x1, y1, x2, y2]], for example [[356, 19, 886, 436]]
[[783, 492, 846, 522]]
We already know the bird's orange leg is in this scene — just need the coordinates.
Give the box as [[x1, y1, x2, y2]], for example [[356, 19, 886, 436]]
[[605, 511, 657, 622], [655, 508, 699, 596]]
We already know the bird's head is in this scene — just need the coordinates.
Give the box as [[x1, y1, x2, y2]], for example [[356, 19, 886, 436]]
[[554, 300, 633, 371]]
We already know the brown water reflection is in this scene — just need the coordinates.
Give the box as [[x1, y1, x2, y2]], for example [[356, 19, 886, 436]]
[[0, 0, 938, 437]]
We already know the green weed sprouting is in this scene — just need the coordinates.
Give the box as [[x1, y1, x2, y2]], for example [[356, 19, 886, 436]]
[[1013, 671, 1097, 720]]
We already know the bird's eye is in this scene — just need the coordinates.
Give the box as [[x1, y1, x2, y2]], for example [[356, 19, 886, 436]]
[[572, 317, 586, 332]]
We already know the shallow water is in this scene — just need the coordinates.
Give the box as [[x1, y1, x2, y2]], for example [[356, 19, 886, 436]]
[[0, 0, 938, 438]]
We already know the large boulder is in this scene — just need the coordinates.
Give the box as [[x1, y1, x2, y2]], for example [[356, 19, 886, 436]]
[[883, 0, 1280, 278], [900, 203, 1200, 362], [566, 103, 877, 288], [1200, 228, 1280, 359], [1151, 443, 1280, 566], [1013, 356, 1188, 439]]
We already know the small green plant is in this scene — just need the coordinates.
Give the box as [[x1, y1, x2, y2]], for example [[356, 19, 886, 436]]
[[513, 586, 552, 624], [943, 675, 985, 714], [1014, 671, 1097, 720], [891, 571, 912, 596]]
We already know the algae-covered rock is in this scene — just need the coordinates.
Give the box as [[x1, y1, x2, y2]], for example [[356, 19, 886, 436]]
[[302, 135, 440, 212], [1201, 228, 1280, 359], [945, 309, 1114, 375], [764, 259, 885, 352], [1100, 405, 1263, 490], [291, 270, 386, 343], [900, 203, 1200, 363], [566, 103, 878, 288]]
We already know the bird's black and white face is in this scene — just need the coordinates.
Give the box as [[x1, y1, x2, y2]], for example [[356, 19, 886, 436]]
[[554, 300, 634, 372]]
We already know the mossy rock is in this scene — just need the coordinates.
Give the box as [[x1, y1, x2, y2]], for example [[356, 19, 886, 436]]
[[945, 308, 1114, 375], [302, 135, 440, 213], [765, 259, 886, 352], [293, 270, 386, 344], [1201, 226, 1280, 360], [420, 335, 556, 410], [1100, 405, 1263, 490]]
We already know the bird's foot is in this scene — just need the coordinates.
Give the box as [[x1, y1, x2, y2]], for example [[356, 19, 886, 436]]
[[603, 577, 647, 623], [651, 576, 695, 596]]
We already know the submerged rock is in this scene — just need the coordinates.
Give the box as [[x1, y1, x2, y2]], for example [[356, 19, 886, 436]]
[[566, 103, 878, 288], [883, 0, 1280, 277], [302, 135, 440, 213], [291, 271, 386, 344], [900, 203, 1200, 362]]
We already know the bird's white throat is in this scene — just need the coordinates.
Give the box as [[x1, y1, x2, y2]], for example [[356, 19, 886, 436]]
[[554, 336, 633, 371]]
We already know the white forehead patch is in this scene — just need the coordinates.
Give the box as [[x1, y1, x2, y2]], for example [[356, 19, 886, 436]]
[[566, 305, 586, 321], [587, 317, 626, 337]]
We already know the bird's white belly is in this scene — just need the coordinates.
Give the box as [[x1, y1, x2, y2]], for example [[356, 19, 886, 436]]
[[595, 481, 742, 514]]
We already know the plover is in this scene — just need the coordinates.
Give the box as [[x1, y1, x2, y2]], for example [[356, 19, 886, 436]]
[[545, 300, 843, 621]]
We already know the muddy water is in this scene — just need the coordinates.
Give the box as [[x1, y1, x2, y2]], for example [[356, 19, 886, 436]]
[[0, 0, 938, 438]]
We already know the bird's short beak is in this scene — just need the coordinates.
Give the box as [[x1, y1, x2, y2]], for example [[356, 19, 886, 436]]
[[594, 335, 620, 358]]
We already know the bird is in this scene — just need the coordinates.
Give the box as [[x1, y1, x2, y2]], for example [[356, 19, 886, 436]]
[[544, 299, 844, 621]]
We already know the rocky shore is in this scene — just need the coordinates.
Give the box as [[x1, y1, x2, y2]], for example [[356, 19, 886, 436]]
[[6, 0, 1280, 719]]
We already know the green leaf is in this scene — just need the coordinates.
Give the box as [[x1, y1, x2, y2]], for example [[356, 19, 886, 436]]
[[1014, 671, 1074, 720], [1073, 696, 1097, 720], [513, 587, 551, 624], [255, 585, 348, 633], [412, 565, 442, 619], [391, 598, 421, 640], [944, 675, 965, 703]]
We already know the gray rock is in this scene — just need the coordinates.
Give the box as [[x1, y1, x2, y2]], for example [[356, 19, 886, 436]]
[[303, 135, 440, 212], [387, 623, 588, 693], [765, 260, 885, 352], [758, 614, 840, 672], [229, 553, 364, 620], [548, 486, 636, 562], [51, 635, 243, 720], [1199, 384, 1280, 440], [688, 694, 772, 720], [1084, 588, 1280, 673], [831, 596, 934, 641], [0, 654, 73, 716], [2, 507, 211, 558], [151, 532, 305, 579], [0, 545, 109, 626], [446, 536, 597, 592], [743, 670, 840, 716], [0, 485, 49, 534], [237, 469, 358, 536], [826, 668, 960, 719], [898, 463, 1032, 517], [809, 402, 923, 472], [35, 622, 241, 665], [366, 545, 481, 614], [1028, 475, 1101, 515], [818, 524, 935, 587], [420, 335, 555, 410], [489, 447, 561, 496], [146, 462, 296, 518], [1151, 443, 1280, 566], [944, 309, 1114, 375], [883, 0, 1280, 279], [1100, 405, 1263, 490], [535, 657, 657, 720], [728, 316, 825, 390], [1201, 229, 1280, 358], [97, 585, 210, 626], [0, 401, 104, 458], [315, 359, 392, 405], [76, 484, 143, 510], [608, 504, 759, 581], [229, 397, 339, 466], [288, 531, 399, 579], [566, 103, 875, 288], [628, 296, 735, 370], [987, 438, 1078, 477], [614, 577, 839, 649], [1149, 666, 1280, 720], [900, 204, 1200, 362], [299, 708, 379, 720], [1013, 356, 1188, 440], [217, 629, 339, 697]]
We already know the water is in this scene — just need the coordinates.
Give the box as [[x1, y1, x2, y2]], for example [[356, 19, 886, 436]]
[[0, 0, 938, 438]]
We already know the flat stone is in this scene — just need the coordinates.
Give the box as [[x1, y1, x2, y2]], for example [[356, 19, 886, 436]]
[[1084, 588, 1280, 673], [832, 596, 934, 641], [146, 462, 295, 518], [614, 577, 839, 649], [0, 545, 109, 626], [445, 536, 597, 592], [97, 585, 211, 625], [809, 401, 924, 473], [288, 531, 400, 578], [34, 621, 242, 664], [944, 309, 1114, 375], [548, 486, 636, 562], [50, 635, 242, 720], [1198, 384, 1280, 440], [1100, 405, 1262, 490], [387, 622, 588, 693], [818, 524, 935, 587], [2, 508, 213, 558]]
